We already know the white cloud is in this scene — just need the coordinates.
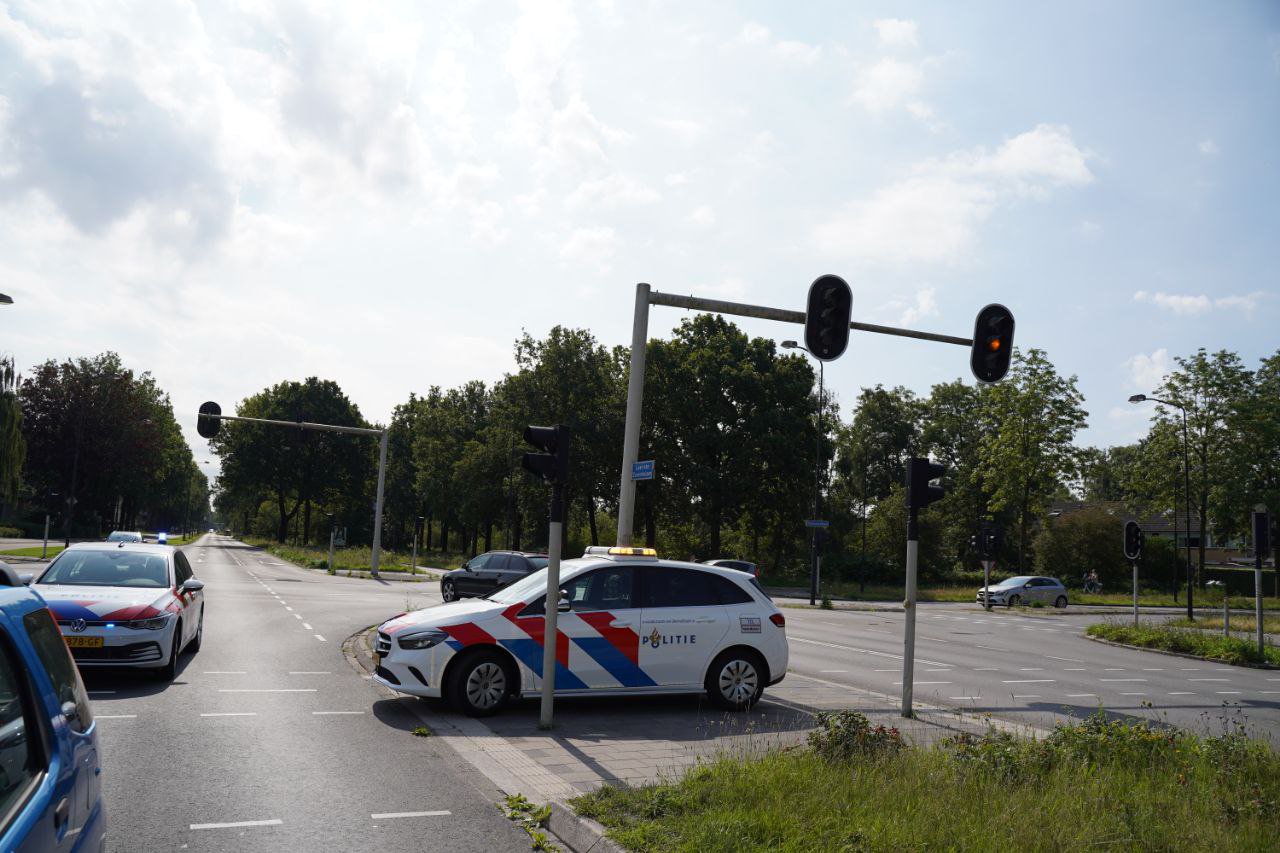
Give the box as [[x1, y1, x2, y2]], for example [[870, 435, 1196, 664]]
[[1198, 139, 1219, 156], [736, 21, 821, 64], [1133, 290, 1264, 316], [655, 117, 707, 145], [559, 226, 617, 270], [566, 174, 660, 209], [814, 124, 1093, 266], [874, 19, 919, 48], [1127, 348, 1171, 390], [898, 287, 938, 325], [850, 58, 924, 114], [664, 172, 691, 187], [686, 205, 715, 227], [1076, 219, 1102, 236]]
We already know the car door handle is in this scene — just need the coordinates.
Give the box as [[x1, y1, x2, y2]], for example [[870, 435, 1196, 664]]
[[609, 621, 634, 629]]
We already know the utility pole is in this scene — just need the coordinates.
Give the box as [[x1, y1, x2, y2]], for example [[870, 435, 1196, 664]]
[[1254, 506, 1269, 657], [903, 458, 945, 718], [521, 424, 570, 729]]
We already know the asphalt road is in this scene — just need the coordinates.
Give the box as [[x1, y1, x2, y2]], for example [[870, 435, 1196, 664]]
[[80, 535, 527, 852], [781, 601, 1280, 742]]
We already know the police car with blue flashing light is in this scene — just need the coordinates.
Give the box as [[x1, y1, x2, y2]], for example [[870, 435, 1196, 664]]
[[373, 547, 788, 716], [33, 543, 205, 682]]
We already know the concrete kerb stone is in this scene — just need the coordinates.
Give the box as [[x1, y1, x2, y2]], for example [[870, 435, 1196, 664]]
[[547, 802, 627, 853]]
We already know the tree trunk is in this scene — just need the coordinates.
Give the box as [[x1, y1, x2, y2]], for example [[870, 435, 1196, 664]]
[[484, 521, 492, 552], [513, 510, 522, 552], [276, 492, 289, 543], [1198, 494, 1207, 587], [644, 491, 656, 548], [303, 499, 312, 546], [586, 493, 599, 546], [470, 526, 478, 556]]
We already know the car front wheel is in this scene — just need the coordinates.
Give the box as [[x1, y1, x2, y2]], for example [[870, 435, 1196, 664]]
[[446, 650, 513, 717], [1054, 595, 1068, 609], [156, 622, 182, 681], [705, 649, 765, 710], [441, 579, 457, 602], [1007, 595, 1020, 608]]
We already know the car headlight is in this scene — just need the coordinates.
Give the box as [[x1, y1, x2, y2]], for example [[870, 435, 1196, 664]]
[[398, 629, 448, 650], [124, 615, 173, 631]]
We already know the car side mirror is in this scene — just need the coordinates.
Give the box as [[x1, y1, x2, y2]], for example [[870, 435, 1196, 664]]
[[462, 560, 471, 572], [557, 590, 572, 613], [180, 579, 205, 593], [61, 700, 79, 724], [18, 573, 33, 587]]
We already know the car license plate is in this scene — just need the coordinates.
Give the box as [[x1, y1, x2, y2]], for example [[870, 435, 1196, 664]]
[[373, 652, 381, 668], [65, 636, 104, 648]]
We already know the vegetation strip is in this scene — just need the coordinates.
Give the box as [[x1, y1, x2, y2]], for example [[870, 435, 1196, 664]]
[[1086, 623, 1280, 667], [571, 711, 1280, 852]]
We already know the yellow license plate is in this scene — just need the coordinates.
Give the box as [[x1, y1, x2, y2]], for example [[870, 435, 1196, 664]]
[[373, 652, 382, 668], [65, 636, 104, 648]]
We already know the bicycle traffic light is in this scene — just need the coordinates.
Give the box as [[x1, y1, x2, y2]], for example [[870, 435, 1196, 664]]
[[1123, 520, 1143, 560], [906, 458, 946, 513], [970, 304, 1015, 383], [521, 424, 570, 485], [197, 401, 222, 439], [803, 274, 853, 361]]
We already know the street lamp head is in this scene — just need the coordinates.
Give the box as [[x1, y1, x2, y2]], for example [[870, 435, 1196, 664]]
[[781, 340, 798, 349], [1128, 394, 1147, 403]]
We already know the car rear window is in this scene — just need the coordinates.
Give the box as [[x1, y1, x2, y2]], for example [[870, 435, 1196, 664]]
[[23, 609, 93, 733], [749, 578, 772, 601]]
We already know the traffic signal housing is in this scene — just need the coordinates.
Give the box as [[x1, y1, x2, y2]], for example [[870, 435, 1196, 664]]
[[803, 274, 853, 361], [521, 424, 570, 485], [197, 401, 222, 439], [970, 304, 1015, 383], [1123, 520, 1144, 561], [906, 458, 946, 514]]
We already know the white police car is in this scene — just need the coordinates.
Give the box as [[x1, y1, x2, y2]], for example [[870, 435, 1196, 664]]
[[374, 547, 788, 716]]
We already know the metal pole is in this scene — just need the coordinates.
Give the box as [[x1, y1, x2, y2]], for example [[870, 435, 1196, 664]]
[[1223, 589, 1229, 638], [370, 429, 388, 579], [902, 532, 919, 718], [811, 361, 822, 606], [617, 283, 650, 546], [42, 514, 49, 559], [1256, 507, 1267, 657], [1132, 559, 1139, 627], [1182, 409, 1194, 621], [982, 560, 992, 611], [539, 486, 565, 728], [328, 524, 336, 573], [411, 518, 420, 576]]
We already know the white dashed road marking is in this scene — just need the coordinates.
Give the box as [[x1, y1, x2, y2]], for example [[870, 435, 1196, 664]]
[[314, 634, 327, 642], [218, 689, 317, 694], [203, 671, 247, 675], [190, 819, 282, 831], [314, 711, 365, 715], [371, 811, 451, 820], [1002, 679, 1054, 684], [290, 671, 330, 675], [201, 713, 257, 717], [1100, 678, 1147, 682], [97, 714, 138, 719]]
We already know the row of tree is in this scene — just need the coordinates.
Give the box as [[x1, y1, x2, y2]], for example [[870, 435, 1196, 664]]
[[0, 353, 209, 540]]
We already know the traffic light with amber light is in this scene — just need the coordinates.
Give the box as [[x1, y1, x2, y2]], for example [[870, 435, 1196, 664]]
[[970, 304, 1015, 383], [803, 274, 853, 361], [521, 424, 570, 485], [906, 458, 946, 514]]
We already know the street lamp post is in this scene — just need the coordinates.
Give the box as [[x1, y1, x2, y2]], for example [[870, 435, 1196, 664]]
[[1130, 393, 1195, 621], [783, 340, 824, 606]]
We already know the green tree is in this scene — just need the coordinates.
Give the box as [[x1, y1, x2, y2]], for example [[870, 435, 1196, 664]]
[[979, 348, 1088, 570], [0, 355, 24, 507], [1224, 350, 1280, 565]]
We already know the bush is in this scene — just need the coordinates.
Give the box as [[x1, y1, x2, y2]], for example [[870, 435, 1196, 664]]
[[807, 710, 905, 761], [1087, 622, 1280, 666], [0, 525, 22, 538]]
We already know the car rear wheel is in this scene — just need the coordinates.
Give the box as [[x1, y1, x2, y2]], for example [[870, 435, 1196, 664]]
[[1007, 595, 1020, 608], [446, 649, 513, 717], [705, 649, 765, 710], [1054, 595, 1068, 609], [155, 622, 181, 681], [441, 579, 457, 602]]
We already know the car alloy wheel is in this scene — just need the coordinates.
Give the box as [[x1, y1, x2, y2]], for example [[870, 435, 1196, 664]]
[[718, 659, 759, 706], [1007, 595, 1020, 608], [441, 580, 456, 602], [465, 662, 506, 711], [1055, 595, 1068, 609]]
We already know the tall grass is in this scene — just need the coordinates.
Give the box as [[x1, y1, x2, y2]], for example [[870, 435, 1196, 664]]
[[241, 536, 460, 575], [1087, 622, 1280, 666], [572, 713, 1280, 852]]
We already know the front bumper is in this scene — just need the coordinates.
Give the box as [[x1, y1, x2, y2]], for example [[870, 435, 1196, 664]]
[[57, 622, 172, 667], [371, 631, 444, 698], [975, 592, 1007, 605]]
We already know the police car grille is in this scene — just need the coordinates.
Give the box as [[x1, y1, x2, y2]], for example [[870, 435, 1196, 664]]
[[70, 641, 164, 662], [375, 633, 392, 655]]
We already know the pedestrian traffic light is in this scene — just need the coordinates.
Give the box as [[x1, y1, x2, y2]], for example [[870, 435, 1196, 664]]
[[803, 274, 853, 361], [1123, 520, 1144, 560], [1254, 508, 1270, 558], [197, 401, 222, 439], [521, 424, 570, 485], [970, 304, 1015, 383], [906, 458, 946, 513]]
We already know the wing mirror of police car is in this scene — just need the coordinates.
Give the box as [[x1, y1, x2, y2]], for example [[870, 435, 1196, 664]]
[[19, 572, 33, 586], [557, 592, 572, 613], [180, 579, 205, 593]]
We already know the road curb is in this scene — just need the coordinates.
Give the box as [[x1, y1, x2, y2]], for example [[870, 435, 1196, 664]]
[[546, 802, 627, 853], [1083, 634, 1280, 670]]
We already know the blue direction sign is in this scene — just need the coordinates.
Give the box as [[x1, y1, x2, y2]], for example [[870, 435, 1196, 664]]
[[631, 460, 655, 481], [805, 519, 830, 528]]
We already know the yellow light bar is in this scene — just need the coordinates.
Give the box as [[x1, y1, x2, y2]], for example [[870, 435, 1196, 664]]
[[607, 547, 657, 557]]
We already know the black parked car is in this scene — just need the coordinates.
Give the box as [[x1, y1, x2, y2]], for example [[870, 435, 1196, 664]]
[[440, 551, 550, 602], [702, 558, 759, 577]]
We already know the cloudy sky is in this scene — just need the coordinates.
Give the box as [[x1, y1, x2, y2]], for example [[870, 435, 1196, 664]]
[[2, 0, 1277, 470]]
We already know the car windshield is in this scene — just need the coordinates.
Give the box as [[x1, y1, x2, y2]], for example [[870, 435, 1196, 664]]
[[488, 566, 549, 603], [38, 550, 170, 588], [997, 576, 1034, 588], [106, 532, 141, 542], [527, 556, 549, 570]]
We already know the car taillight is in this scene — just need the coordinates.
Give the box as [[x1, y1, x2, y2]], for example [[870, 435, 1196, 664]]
[[769, 613, 785, 628]]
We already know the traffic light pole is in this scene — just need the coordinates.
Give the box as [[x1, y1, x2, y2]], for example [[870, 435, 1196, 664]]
[[615, 283, 986, 546], [1132, 558, 1139, 627], [539, 484, 565, 729], [901, 509, 920, 718]]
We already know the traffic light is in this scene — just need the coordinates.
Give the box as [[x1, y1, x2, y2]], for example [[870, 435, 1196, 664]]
[[197, 401, 222, 439], [1254, 509, 1271, 558], [803, 274, 853, 361], [521, 424, 570, 485], [976, 524, 1002, 560], [906, 458, 946, 513], [1123, 520, 1144, 560], [970, 304, 1015, 383]]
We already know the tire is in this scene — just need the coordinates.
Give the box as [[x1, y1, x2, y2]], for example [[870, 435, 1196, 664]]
[[705, 649, 766, 711], [189, 610, 204, 652], [446, 649, 513, 717], [1054, 595, 1068, 609], [441, 579, 457, 602], [1007, 595, 1021, 608], [155, 622, 181, 682]]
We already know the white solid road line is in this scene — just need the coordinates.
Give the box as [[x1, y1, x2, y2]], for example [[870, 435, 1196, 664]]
[[371, 811, 451, 820], [201, 713, 257, 717], [893, 681, 952, 685], [218, 689, 317, 693], [1012, 694, 1041, 698], [190, 819, 283, 831], [97, 714, 138, 719]]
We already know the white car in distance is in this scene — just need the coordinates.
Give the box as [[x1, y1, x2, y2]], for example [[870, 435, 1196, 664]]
[[374, 547, 788, 716]]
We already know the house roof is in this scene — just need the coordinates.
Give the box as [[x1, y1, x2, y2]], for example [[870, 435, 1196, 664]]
[[1048, 500, 1200, 536]]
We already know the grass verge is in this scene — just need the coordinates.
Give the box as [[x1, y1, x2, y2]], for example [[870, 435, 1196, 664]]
[[571, 711, 1280, 852], [1087, 622, 1280, 666], [1167, 614, 1280, 635], [0, 545, 65, 558], [241, 537, 461, 576]]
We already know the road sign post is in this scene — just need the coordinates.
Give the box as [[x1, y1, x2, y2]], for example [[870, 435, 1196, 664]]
[[981, 559, 994, 611], [41, 514, 50, 560], [1124, 521, 1143, 627], [1254, 505, 1269, 657], [631, 460, 654, 481], [902, 458, 945, 718]]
